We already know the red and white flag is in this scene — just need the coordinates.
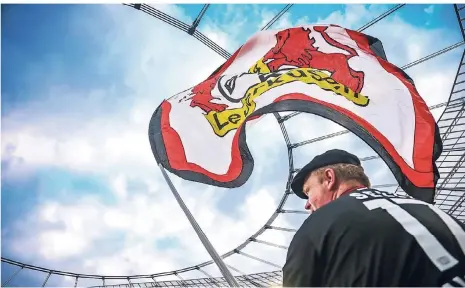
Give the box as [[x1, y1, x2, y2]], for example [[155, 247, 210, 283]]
[[148, 24, 442, 203]]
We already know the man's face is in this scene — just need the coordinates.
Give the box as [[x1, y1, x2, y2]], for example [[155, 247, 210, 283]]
[[302, 169, 335, 211]]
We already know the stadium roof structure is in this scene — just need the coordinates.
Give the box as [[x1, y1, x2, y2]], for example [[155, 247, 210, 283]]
[[2, 3, 465, 288]]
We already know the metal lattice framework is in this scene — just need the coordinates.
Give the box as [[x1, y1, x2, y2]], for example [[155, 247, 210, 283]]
[[2, 3, 465, 287]]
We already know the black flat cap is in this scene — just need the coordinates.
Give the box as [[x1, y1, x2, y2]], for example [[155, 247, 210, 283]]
[[291, 149, 361, 199]]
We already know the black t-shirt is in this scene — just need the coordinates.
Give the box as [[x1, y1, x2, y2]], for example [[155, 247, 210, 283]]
[[282, 188, 465, 287]]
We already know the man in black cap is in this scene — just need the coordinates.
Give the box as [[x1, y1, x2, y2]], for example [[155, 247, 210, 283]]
[[282, 149, 465, 287]]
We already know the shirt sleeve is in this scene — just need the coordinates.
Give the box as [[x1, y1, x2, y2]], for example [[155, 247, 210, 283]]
[[282, 226, 321, 287]]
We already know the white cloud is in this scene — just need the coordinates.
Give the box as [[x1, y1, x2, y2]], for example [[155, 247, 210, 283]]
[[316, 4, 388, 30], [257, 8, 276, 30], [256, 5, 310, 31], [197, 4, 253, 51], [2, 3, 461, 286], [2, 5, 292, 285], [425, 5, 435, 15]]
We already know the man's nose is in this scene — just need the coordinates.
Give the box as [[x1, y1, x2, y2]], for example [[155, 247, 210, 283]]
[[305, 199, 312, 210]]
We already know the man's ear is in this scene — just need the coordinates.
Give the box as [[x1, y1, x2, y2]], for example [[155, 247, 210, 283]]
[[324, 168, 337, 191]]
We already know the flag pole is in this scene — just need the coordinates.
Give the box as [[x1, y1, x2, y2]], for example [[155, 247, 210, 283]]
[[158, 163, 239, 287]]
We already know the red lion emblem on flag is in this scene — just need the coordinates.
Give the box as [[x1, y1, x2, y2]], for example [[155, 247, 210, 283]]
[[186, 25, 366, 115], [262, 26, 365, 93]]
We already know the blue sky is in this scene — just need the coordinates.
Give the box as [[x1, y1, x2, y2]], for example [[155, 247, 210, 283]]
[[1, 3, 463, 287]]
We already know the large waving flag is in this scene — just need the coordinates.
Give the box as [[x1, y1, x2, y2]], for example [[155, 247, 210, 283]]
[[148, 24, 442, 203]]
